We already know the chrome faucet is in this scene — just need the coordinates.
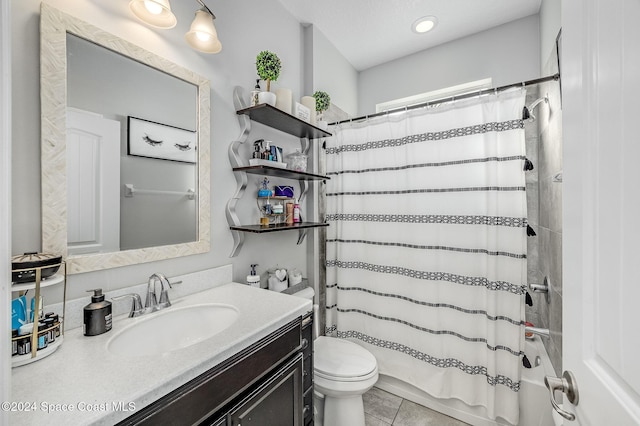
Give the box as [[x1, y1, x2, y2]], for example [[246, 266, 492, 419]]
[[145, 274, 159, 310], [113, 273, 181, 318], [146, 273, 179, 312]]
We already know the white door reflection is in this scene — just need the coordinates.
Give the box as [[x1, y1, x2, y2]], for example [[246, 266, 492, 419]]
[[66, 108, 120, 255]]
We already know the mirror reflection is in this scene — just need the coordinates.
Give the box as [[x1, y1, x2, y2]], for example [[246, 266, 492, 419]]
[[65, 34, 198, 255]]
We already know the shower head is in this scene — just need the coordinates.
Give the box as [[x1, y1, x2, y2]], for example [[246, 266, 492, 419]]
[[523, 95, 549, 122]]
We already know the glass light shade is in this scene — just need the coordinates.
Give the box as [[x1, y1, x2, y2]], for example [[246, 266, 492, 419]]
[[129, 0, 177, 29], [185, 9, 222, 54]]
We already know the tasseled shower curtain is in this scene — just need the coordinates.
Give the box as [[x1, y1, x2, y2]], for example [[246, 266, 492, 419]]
[[325, 88, 527, 424]]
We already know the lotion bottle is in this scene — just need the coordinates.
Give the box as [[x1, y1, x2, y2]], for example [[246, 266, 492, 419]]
[[83, 289, 112, 336], [247, 264, 260, 288], [293, 199, 301, 223]]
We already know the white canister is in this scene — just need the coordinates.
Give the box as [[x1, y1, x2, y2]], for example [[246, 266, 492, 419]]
[[289, 269, 303, 286], [275, 88, 293, 114], [258, 91, 277, 106], [268, 268, 288, 292]]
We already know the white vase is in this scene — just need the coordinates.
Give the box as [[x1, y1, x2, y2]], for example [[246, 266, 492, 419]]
[[258, 91, 277, 107], [317, 112, 328, 130]]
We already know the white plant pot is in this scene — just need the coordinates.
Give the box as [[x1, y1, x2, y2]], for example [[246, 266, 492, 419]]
[[258, 91, 277, 107]]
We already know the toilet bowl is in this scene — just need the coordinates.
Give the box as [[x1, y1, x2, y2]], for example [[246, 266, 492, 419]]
[[314, 335, 378, 426], [290, 286, 379, 426]]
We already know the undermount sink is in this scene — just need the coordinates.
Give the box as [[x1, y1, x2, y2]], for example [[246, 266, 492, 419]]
[[107, 303, 239, 357]]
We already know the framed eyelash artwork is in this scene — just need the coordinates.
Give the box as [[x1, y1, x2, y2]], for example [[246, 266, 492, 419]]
[[127, 116, 197, 163]]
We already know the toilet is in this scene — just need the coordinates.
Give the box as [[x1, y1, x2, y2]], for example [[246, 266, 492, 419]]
[[292, 287, 378, 426]]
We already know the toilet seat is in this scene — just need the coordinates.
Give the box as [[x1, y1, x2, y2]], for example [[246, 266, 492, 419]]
[[314, 336, 377, 382]]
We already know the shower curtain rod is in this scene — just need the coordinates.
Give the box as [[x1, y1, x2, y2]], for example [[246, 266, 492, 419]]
[[329, 73, 560, 126]]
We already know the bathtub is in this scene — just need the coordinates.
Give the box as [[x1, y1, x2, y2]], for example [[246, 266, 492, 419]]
[[374, 335, 557, 426]]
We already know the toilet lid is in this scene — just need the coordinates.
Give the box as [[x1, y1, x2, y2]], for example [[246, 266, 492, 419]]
[[314, 336, 377, 379]]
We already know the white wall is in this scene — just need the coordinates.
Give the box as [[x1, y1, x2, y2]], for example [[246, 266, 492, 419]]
[[11, 0, 311, 301], [309, 26, 359, 117], [539, 0, 561, 72], [358, 14, 541, 116], [1, 0, 11, 417]]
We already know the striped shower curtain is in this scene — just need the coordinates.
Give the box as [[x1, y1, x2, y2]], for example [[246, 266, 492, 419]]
[[325, 88, 527, 424]]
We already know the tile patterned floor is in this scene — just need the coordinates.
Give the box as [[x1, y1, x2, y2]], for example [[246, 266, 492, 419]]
[[363, 387, 470, 426]]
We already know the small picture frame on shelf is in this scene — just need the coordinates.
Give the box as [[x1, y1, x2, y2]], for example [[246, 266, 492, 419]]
[[294, 102, 310, 123]]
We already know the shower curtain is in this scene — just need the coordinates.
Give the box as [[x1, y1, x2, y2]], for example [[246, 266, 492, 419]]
[[325, 88, 527, 425]]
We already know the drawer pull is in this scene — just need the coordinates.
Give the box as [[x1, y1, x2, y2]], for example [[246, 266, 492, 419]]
[[301, 338, 309, 350]]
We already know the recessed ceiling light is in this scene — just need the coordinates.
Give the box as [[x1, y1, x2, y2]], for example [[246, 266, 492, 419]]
[[412, 16, 438, 34]]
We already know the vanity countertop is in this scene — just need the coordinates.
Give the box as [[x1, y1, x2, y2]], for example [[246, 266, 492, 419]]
[[10, 283, 311, 426]]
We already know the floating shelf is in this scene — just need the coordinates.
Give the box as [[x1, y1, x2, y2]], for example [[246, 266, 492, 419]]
[[237, 104, 332, 139], [233, 165, 329, 181], [230, 222, 329, 234]]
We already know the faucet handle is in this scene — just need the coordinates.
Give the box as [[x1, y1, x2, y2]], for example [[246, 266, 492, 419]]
[[113, 293, 144, 317]]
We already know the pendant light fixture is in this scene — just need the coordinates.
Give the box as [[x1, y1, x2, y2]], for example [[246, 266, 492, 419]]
[[185, 0, 222, 54], [129, 0, 177, 29]]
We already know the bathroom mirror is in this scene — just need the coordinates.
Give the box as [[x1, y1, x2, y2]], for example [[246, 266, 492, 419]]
[[40, 4, 211, 274]]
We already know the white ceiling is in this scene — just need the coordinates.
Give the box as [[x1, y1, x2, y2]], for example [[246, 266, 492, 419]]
[[276, 0, 542, 71]]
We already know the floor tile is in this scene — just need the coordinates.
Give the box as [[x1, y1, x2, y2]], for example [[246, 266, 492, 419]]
[[393, 400, 470, 426], [363, 387, 403, 424], [365, 413, 392, 426]]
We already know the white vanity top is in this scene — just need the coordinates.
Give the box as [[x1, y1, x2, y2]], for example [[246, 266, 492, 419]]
[[10, 283, 311, 425]]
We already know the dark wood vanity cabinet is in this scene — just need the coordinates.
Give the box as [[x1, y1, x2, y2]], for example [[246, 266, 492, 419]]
[[116, 313, 313, 426]]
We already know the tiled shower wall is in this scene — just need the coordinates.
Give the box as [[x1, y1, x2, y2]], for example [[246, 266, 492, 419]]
[[525, 45, 563, 376]]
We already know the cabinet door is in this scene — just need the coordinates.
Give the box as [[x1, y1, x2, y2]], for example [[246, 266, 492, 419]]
[[229, 354, 303, 426]]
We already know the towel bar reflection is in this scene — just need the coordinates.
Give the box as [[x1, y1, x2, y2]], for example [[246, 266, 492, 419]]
[[124, 184, 196, 200]]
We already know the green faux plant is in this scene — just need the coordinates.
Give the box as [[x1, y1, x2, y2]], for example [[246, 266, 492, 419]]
[[256, 50, 281, 92], [313, 91, 331, 113]]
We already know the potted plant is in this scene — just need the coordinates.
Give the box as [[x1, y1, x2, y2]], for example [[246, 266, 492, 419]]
[[256, 50, 281, 106], [313, 90, 331, 128]]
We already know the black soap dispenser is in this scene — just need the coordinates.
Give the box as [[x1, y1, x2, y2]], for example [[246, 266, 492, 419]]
[[83, 289, 112, 336]]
